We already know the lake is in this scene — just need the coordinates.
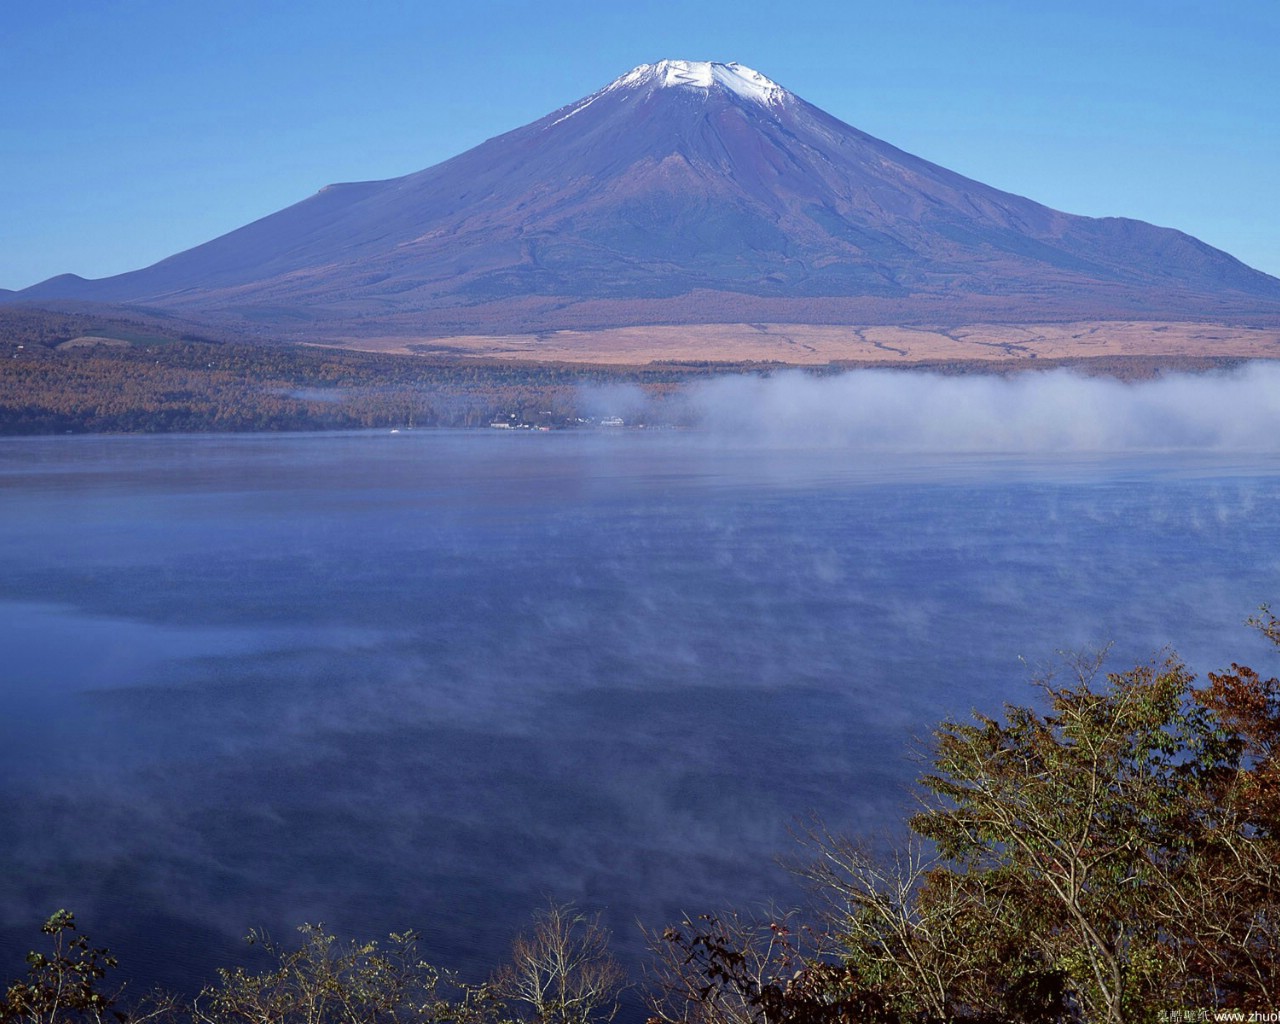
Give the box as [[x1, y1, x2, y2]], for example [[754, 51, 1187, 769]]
[[3, 408, 1279, 994]]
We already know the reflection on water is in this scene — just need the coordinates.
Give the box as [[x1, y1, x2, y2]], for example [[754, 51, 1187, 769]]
[[2, 430, 1279, 993]]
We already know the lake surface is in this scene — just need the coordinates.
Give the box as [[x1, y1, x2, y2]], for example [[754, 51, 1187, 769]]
[[2, 427, 1279, 993]]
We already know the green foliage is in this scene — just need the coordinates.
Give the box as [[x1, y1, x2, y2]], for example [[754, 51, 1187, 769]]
[[911, 653, 1211, 1017], [7, 618, 1279, 1024], [189, 924, 489, 1024], [1, 911, 125, 1024], [807, 626, 1280, 1020], [654, 617, 1280, 1023]]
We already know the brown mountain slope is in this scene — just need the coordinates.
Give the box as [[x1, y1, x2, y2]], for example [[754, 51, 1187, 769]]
[[12, 60, 1280, 344]]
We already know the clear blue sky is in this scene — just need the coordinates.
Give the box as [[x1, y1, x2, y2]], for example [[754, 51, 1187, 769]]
[[3, 0, 1277, 291]]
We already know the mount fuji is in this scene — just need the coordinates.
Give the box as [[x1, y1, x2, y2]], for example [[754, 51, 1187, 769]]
[[13, 60, 1280, 340]]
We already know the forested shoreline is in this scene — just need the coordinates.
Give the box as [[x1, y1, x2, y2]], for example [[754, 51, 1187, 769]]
[[0, 309, 699, 433], [0, 308, 1255, 436]]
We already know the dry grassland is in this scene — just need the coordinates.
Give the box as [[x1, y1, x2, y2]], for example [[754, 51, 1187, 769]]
[[322, 321, 1280, 365]]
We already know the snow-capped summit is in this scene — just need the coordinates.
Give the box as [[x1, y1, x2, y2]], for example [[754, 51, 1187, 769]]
[[549, 60, 787, 127], [609, 60, 789, 106], [14, 60, 1280, 337]]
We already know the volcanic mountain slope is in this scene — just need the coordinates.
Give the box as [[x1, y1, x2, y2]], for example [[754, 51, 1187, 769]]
[[15, 60, 1280, 337]]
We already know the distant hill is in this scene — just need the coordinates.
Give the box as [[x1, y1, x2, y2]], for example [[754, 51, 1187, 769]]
[[11, 60, 1280, 342]]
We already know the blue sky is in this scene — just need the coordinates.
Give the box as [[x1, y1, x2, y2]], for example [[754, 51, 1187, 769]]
[[3, 0, 1277, 290]]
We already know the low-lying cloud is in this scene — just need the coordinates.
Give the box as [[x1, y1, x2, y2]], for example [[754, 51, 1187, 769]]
[[674, 363, 1280, 451]]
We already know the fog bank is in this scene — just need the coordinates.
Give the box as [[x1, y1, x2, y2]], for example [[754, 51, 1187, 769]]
[[679, 363, 1280, 451]]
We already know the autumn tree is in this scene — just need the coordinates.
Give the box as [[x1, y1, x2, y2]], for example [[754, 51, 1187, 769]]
[[0, 911, 126, 1024], [0, 911, 172, 1024], [814, 628, 1280, 1020], [189, 924, 490, 1024], [645, 909, 889, 1024], [491, 904, 625, 1024], [9, 617, 1279, 1024], [654, 616, 1280, 1023], [1177, 609, 1280, 1003]]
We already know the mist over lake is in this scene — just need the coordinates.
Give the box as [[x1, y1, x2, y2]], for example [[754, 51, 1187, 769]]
[[3, 367, 1280, 994]]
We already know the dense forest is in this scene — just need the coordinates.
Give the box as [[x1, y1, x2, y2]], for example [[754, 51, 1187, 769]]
[[0, 308, 716, 433], [0, 307, 1254, 435], [5, 613, 1279, 1023]]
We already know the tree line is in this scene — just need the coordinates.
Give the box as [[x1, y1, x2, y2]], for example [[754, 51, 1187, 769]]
[[0, 336, 698, 434], [5, 613, 1278, 1023], [5, 305, 1256, 435], [0, 307, 729, 434]]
